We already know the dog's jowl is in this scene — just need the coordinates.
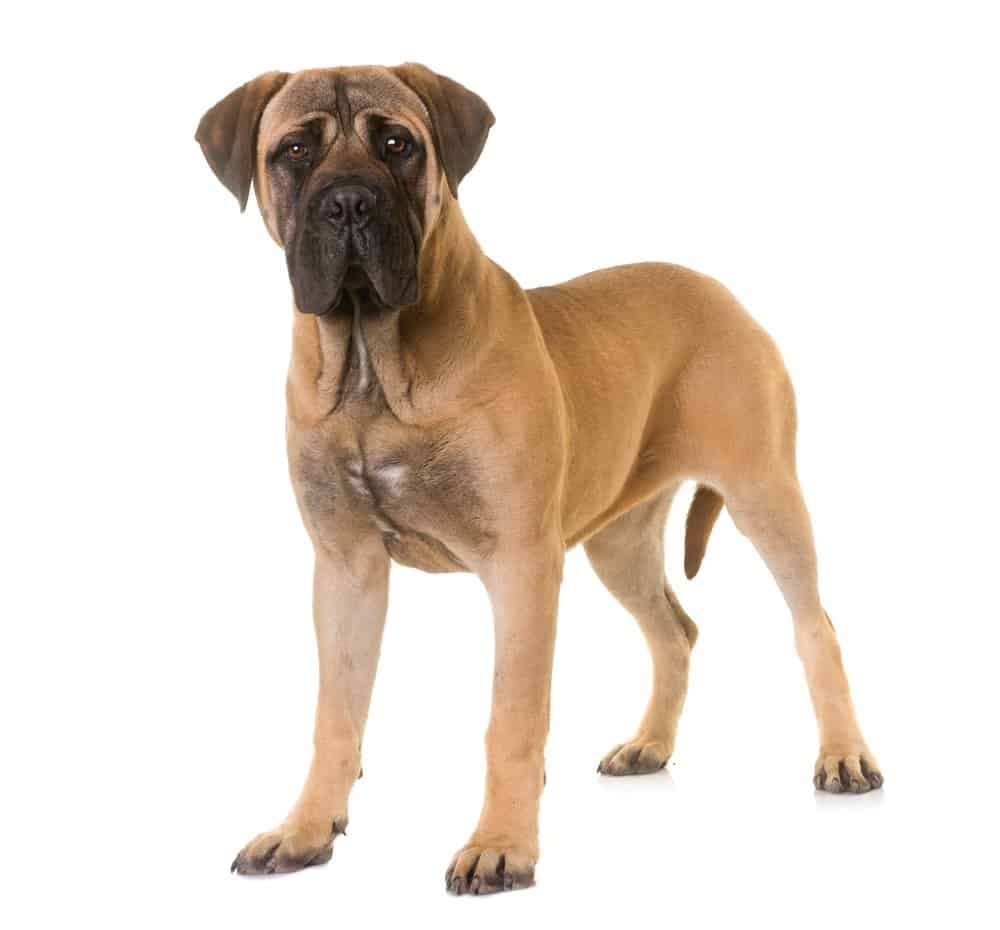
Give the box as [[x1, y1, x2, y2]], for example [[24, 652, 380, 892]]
[[197, 63, 882, 895]]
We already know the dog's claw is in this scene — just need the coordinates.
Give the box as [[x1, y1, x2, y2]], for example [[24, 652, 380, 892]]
[[814, 750, 883, 794], [446, 844, 535, 896], [231, 823, 339, 876]]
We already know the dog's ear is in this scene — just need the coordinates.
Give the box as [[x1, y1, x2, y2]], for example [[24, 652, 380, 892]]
[[196, 71, 289, 211], [392, 63, 494, 198]]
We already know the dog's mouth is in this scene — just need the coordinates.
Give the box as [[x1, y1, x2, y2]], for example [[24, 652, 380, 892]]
[[320, 266, 386, 317], [342, 265, 370, 291], [288, 212, 419, 316]]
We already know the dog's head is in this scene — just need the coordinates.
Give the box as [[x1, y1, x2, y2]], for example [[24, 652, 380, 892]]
[[196, 64, 494, 315]]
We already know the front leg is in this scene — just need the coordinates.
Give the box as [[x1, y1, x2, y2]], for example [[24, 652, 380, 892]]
[[232, 539, 390, 874], [447, 541, 563, 895]]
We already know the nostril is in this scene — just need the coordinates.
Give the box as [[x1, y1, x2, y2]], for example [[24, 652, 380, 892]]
[[322, 185, 375, 226]]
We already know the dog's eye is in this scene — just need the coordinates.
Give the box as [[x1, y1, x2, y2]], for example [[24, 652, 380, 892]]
[[285, 142, 309, 161], [384, 136, 412, 157]]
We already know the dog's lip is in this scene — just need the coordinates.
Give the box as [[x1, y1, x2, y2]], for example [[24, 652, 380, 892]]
[[317, 276, 386, 317], [342, 265, 370, 289]]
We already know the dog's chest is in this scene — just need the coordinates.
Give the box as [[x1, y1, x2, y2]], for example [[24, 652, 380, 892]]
[[293, 419, 492, 573]]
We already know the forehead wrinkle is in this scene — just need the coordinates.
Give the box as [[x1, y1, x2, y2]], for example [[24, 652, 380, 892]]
[[261, 67, 431, 140], [263, 112, 338, 155], [268, 71, 339, 121], [343, 67, 432, 124], [332, 74, 353, 140], [352, 107, 422, 137]]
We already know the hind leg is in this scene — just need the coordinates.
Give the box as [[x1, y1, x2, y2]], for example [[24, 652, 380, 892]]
[[726, 474, 883, 792], [585, 488, 698, 776]]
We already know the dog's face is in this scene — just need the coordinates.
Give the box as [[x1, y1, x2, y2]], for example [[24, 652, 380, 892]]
[[196, 64, 494, 315]]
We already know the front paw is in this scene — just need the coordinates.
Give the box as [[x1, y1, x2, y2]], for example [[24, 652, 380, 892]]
[[445, 841, 537, 895], [814, 748, 883, 794], [597, 737, 671, 775], [231, 815, 347, 875]]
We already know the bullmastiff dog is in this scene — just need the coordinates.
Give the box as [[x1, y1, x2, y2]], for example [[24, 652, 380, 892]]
[[196, 63, 882, 894]]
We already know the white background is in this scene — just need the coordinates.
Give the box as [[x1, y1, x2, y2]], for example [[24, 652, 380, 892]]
[[2, 2, 998, 927]]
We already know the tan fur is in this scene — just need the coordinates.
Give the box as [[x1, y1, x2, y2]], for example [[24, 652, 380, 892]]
[[199, 64, 882, 895]]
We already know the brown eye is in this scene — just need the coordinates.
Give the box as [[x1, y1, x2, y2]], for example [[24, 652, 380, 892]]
[[285, 142, 309, 161], [384, 135, 411, 157]]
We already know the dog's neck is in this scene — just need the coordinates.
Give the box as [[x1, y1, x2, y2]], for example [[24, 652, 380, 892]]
[[288, 194, 530, 427]]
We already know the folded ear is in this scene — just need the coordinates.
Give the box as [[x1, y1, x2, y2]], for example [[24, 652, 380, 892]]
[[195, 71, 289, 211], [392, 63, 495, 198]]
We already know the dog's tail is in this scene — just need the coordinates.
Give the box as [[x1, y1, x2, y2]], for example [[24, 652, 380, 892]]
[[684, 485, 724, 580]]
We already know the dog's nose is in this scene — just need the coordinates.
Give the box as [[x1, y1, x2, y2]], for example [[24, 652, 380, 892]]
[[323, 184, 376, 229]]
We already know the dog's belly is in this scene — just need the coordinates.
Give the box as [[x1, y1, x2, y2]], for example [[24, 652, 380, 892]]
[[294, 423, 493, 573]]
